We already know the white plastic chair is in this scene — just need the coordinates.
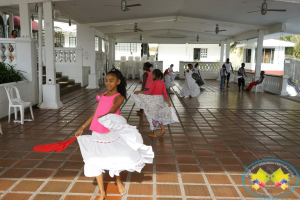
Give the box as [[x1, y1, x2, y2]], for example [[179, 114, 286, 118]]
[[127, 66, 135, 79], [4, 86, 34, 124], [254, 78, 265, 93]]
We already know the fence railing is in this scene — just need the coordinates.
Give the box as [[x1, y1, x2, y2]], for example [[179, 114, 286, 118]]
[[0, 38, 17, 65], [179, 61, 220, 79]]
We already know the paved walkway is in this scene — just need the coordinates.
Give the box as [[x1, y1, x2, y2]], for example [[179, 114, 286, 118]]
[[0, 80, 300, 200]]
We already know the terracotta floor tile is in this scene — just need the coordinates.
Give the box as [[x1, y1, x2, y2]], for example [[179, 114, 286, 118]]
[[179, 165, 201, 173], [12, 180, 44, 191], [60, 161, 84, 170], [130, 172, 153, 183], [2, 193, 32, 200], [64, 196, 92, 200], [2, 151, 27, 158], [214, 150, 235, 157], [52, 170, 79, 180], [157, 184, 181, 196], [211, 186, 240, 197], [104, 172, 127, 182], [237, 186, 267, 198], [198, 157, 219, 165], [26, 169, 54, 179], [156, 164, 177, 172], [0, 168, 29, 178], [181, 174, 205, 183], [219, 158, 241, 165], [0, 180, 17, 190], [0, 159, 17, 167], [156, 173, 179, 183], [25, 152, 48, 159], [128, 183, 152, 195], [177, 156, 197, 164], [127, 197, 152, 200], [13, 160, 40, 168], [202, 165, 225, 173], [69, 182, 97, 193], [33, 194, 62, 200], [41, 181, 71, 192], [156, 156, 175, 164], [206, 174, 231, 184], [184, 185, 210, 196], [47, 153, 69, 160], [195, 150, 215, 157], [224, 165, 245, 174]]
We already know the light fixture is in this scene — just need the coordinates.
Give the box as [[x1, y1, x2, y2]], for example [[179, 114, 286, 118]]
[[69, 19, 71, 26], [31, 14, 34, 21]]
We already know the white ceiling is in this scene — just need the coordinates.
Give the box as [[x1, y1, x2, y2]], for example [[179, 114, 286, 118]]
[[2, 0, 300, 43]]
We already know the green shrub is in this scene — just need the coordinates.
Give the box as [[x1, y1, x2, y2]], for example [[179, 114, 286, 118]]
[[0, 62, 26, 84]]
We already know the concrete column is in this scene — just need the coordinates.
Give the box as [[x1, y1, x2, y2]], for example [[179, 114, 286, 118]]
[[226, 38, 230, 60], [19, 3, 31, 38], [108, 37, 115, 70], [38, 3, 43, 104], [8, 12, 14, 36], [281, 75, 289, 96], [250, 46, 256, 71], [217, 41, 225, 80], [40, 1, 63, 109], [77, 24, 98, 89], [255, 29, 264, 80]]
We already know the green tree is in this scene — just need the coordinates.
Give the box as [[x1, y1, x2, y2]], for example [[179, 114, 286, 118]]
[[278, 35, 300, 59]]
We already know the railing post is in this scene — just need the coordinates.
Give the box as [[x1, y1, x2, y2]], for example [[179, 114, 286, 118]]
[[280, 75, 289, 96], [4, 44, 11, 64]]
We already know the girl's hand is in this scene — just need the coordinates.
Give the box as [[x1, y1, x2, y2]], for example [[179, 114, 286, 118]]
[[168, 103, 171, 107], [134, 91, 140, 94], [75, 128, 83, 137]]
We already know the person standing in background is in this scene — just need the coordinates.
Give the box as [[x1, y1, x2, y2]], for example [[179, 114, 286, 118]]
[[223, 58, 234, 88]]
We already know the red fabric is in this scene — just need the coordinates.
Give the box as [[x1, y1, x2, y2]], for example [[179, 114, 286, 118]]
[[247, 82, 258, 91], [33, 137, 77, 152], [7, 16, 39, 31], [145, 80, 168, 99]]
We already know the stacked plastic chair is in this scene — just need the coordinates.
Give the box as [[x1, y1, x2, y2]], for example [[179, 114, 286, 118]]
[[120, 56, 127, 77]]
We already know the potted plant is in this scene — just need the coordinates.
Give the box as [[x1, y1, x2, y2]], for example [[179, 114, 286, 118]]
[[0, 62, 26, 84]]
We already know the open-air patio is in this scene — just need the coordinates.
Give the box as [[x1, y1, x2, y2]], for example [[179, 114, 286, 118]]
[[0, 80, 300, 200]]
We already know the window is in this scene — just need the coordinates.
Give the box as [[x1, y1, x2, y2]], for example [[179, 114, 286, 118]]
[[245, 49, 252, 63], [115, 43, 137, 52], [193, 48, 200, 60], [69, 32, 77, 47], [54, 27, 64, 47], [262, 48, 274, 64], [200, 48, 207, 58], [95, 37, 99, 51]]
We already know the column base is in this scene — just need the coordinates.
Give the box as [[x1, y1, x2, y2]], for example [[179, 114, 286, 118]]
[[39, 84, 63, 109], [280, 91, 289, 96], [86, 74, 100, 89]]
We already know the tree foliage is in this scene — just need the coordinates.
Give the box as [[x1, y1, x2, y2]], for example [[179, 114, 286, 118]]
[[278, 35, 300, 59]]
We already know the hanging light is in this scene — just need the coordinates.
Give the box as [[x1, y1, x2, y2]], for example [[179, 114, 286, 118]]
[[31, 14, 34, 21], [69, 19, 71, 26]]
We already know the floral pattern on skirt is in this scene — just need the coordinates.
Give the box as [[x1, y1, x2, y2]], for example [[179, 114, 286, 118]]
[[132, 94, 179, 131]]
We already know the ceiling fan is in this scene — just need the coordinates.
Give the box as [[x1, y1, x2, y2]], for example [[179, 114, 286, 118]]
[[205, 24, 226, 34], [190, 35, 199, 42], [248, 0, 286, 15], [103, 0, 142, 12], [124, 23, 143, 32]]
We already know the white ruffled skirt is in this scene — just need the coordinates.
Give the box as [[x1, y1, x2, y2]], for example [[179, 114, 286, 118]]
[[77, 115, 154, 178], [180, 74, 200, 97], [132, 94, 179, 130]]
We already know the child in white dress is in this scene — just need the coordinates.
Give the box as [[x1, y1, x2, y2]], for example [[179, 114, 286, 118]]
[[180, 64, 201, 98], [164, 69, 175, 89], [75, 69, 154, 200], [169, 64, 178, 82]]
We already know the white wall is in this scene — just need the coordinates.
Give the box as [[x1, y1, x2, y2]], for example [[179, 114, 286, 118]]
[[244, 46, 286, 71], [157, 44, 220, 72]]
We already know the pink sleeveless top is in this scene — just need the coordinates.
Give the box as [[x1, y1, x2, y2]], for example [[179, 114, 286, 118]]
[[145, 71, 153, 89], [89, 92, 121, 133]]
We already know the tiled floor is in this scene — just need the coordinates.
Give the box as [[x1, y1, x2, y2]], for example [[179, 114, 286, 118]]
[[0, 80, 300, 200]]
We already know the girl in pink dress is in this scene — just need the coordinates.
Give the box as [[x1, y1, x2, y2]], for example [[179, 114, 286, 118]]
[[75, 69, 154, 200], [133, 69, 179, 137]]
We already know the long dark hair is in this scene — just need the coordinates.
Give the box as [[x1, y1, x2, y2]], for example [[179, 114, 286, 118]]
[[152, 69, 163, 80], [107, 69, 127, 99], [195, 63, 199, 68]]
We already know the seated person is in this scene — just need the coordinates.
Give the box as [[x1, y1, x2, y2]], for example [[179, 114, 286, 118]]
[[246, 71, 265, 91]]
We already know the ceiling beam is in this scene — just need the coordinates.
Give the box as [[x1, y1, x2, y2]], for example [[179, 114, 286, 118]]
[[89, 16, 177, 27], [169, 29, 232, 39], [116, 37, 220, 44], [177, 16, 264, 30]]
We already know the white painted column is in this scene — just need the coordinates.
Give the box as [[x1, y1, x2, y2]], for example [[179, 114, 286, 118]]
[[226, 38, 230, 60], [250, 46, 256, 72], [40, 1, 63, 109], [255, 29, 264, 80], [38, 3, 43, 104], [108, 37, 115, 70], [217, 40, 225, 80], [8, 12, 14, 36], [19, 3, 31, 38], [281, 75, 289, 96], [77, 24, 98, 89]]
